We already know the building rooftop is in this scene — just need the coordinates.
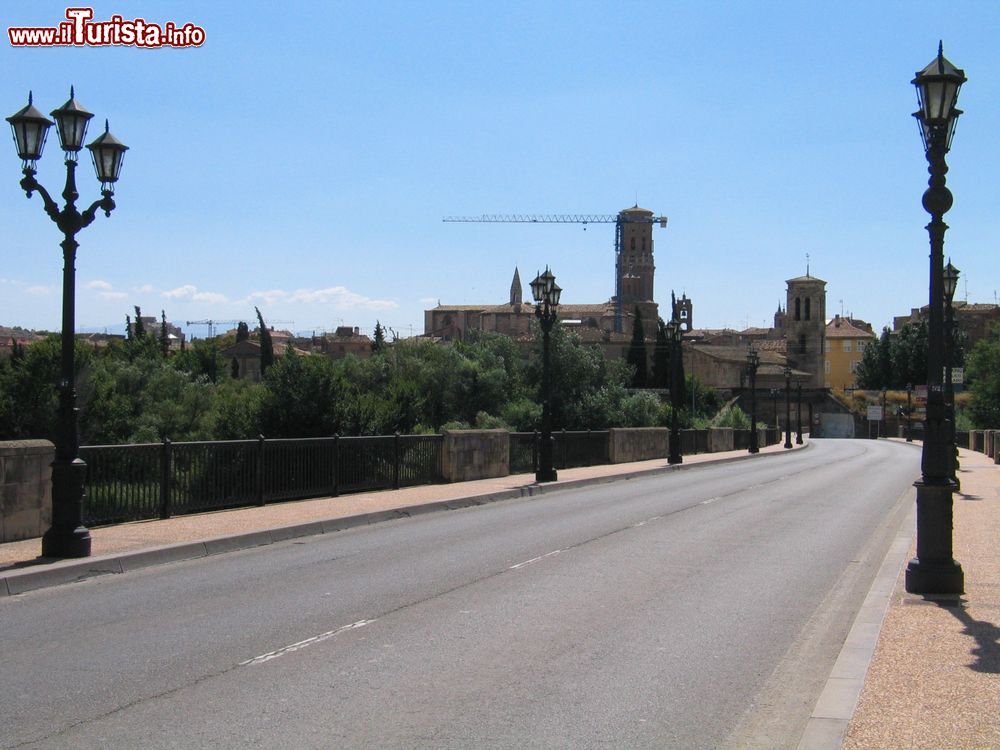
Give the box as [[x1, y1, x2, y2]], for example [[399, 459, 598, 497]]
[[826, 316, 875, 339]]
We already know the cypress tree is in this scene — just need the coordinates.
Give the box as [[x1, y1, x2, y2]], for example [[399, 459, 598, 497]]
[[255, 307, 274, 375], [160, 310, 170, 357], [627, 307, 647, 388], [372, 321, 386, 353], [133, 306, 145, 338]]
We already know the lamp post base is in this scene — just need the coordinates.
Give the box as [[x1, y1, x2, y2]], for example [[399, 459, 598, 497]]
[[42, 457, 92, 558], [41, 524, 92, 558], [904, 557, 964, 595], [535, 468, 558, 483], [904, 481, 964, 595]]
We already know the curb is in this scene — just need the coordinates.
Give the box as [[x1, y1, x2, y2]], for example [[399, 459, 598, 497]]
[[796, 485, 917, 749], [1, 441, 810, 597]]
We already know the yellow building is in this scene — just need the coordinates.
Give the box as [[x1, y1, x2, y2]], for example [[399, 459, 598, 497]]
[[824, 315, 875, 389]]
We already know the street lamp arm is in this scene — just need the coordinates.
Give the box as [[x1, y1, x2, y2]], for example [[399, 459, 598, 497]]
[[81, 191, 116, 224], [18, 169, 61, 224]]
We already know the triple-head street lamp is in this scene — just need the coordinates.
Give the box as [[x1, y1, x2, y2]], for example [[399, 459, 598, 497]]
[[7, 89, 128, 558], [746, 346, 759, 454], [665, 317, 683, 465], [531, 267, 561, 483], [904, 43, 965, 595]]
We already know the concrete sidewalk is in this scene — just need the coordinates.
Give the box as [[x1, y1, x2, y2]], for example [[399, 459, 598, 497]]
[[840, 445, 1000, 749]]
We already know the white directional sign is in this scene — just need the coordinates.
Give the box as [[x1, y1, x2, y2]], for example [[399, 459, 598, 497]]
[[867, 406, 883, 421]]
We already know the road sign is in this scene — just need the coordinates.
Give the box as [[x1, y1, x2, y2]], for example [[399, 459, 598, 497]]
[[952, 367, 964, 384], [867, 406, 883, 421]]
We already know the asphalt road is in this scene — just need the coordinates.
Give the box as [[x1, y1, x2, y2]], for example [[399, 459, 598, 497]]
[[0, 439, 919, 749]]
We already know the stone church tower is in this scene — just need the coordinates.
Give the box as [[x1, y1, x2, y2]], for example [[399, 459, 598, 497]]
[[616, 205, 659, 330], [785, 274, 826, 388], [509, 267, 523, 307]]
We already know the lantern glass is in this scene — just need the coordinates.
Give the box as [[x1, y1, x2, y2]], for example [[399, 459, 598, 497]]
[[530, 271, 546, 303], [86, 120, 128, 188], [665, 320, 678, 343], [943, 261, 960, 301], [548, 282, 561, 307], [6, 93, 53, 166], [50, 88, 94, 155], [912, 44, 966, 126], [540, 268, 555, 295]]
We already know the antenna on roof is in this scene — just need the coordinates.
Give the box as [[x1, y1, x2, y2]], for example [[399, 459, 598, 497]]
[[806, 252, 811, 277]]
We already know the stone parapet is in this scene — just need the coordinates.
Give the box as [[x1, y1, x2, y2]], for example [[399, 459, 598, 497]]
[[0, 440, 54, 543], [707, 427, 734, 453], [441, 430, 509, 483], [608, 428, 668, 464]]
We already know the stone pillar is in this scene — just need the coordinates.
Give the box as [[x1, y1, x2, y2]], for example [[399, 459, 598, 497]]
[[1, 440, 55, 543]]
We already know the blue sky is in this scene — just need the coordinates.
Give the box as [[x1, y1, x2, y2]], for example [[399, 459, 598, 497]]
[[2, 1, 998, 339]]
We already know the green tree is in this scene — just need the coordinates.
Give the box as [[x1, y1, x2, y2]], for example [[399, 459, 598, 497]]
[[0, 335, 88, 440], [651, 318, 670, 389], [132, 306, 145, 338], [626, 307, 648, 388], [372, 321, 386, 353], [257, 348, 349, 437], [160, 310, 170, 357], [235, 321, 250, 342], [856, 327, 893, 389], [890, 319, 927, 388], [255, 307, 274, 375], [966, 323, 1000, 427], [172, 338, 223, 383]]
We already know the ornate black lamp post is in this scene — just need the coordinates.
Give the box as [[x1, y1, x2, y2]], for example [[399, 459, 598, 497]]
[[943, 259, 960, 489], [904, 44, 965, 595], [906, 384, 914, 442], [531, 267, 561, 482], [796, 381, 803, 444], [746, 346, 759, 454], [7, 89, 128, 558], [665, 318, 683, 464], [881, 388, 888, 438], [783, 365, 793, 449]]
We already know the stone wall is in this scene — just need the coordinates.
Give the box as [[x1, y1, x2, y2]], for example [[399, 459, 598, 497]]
[[814, 413, 855, 438], [707, 427, 734, 453], [1, 440, 53, 543], [441, 430, 509, 482], [608, 428, 668, 463]]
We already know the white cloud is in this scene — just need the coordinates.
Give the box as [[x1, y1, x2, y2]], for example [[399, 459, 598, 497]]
[[98, 291, 128, 300], [193, 291, 229, 304], [287, 286, 398, 310], [419, 297, 439, 305], [162, 284, 198, 299], [134, 284, 154, 293], [162, 284, 229, 304], [246, 289, 289, 306], [26, 285, 53, 295], [86, 280, 113, 291]]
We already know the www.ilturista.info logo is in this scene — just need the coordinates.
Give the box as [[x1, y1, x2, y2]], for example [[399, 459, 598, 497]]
[[8, 7, 205, 48]]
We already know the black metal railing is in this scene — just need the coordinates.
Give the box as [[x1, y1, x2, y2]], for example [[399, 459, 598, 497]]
[[79, 426, 783, 528], [80, 433, 443, 526], [509, 431, 610, 474]]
